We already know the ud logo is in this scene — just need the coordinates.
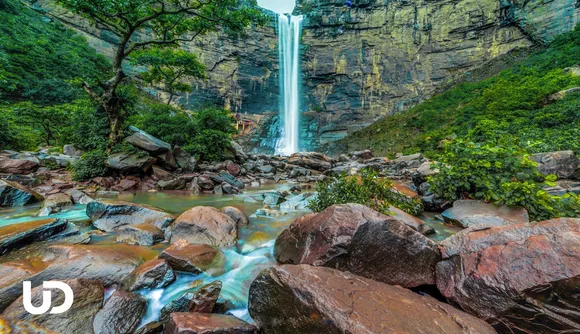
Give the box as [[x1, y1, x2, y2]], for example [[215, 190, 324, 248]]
[[23, 281, 74, 315]]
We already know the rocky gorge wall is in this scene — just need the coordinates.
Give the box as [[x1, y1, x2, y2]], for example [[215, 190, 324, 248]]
[[34, 0, 580, 153]]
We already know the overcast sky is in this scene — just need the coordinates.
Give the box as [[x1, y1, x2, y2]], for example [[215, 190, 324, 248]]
[[257, 0, 295, 13]]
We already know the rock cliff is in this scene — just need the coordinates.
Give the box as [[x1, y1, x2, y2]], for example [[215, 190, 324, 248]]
[[34, 0, 580, 152]]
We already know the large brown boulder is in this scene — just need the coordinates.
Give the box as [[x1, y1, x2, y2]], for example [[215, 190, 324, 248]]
[[165, 313, 257, 334], [437, 218, 580, 332], [3, 279, 103, 334], [0, 180, 43, 207], [116, 223, 165, 246], [168, 206, 237, 246], [0, 158, 39, 174], [159, 240, 225, 275], [125, 126, 171, 154], [0, 218, 69, 255], [442, 200, 529, 228], [287, 152, 333, 171], [0, 244, 149, 311], [249, 265, 495, 334], [87, 200, 174, 232], [93, 290, 147, 334], [120, 258, 175, 291], [274, 204, 440, 287]]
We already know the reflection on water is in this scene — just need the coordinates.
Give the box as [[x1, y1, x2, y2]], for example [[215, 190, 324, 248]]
[[0, 186, 460, 326]]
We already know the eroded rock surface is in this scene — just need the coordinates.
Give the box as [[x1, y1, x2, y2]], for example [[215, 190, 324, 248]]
[[437, 218, 580, 332], [87, 200, 174, 232], [168, 206, 237, 246], [274, 204, 440, 287], [249, 265, 495, 334]]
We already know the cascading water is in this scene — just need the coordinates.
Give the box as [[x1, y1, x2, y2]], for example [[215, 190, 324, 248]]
[[276, 14, 303, 156]]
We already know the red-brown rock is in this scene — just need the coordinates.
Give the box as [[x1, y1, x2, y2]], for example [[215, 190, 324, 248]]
[[437, 218, 580, 332], [274, 204, 440, 287], [159, 240, 225, 275], [0, 158, 39, 174], [169, 206, 237, 247], [248, 265, 495, 334], [165, 313, 256, 334]]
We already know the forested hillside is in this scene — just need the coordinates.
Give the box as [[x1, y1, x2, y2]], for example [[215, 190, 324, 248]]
[[340, 26, 580, 157]]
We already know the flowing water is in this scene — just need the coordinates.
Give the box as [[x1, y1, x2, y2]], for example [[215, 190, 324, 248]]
[[276, 14, 303, 156], [0, 186, 459, 325]]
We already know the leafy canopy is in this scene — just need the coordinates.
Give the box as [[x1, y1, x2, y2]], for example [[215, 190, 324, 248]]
[[132, 48, 206, 104]]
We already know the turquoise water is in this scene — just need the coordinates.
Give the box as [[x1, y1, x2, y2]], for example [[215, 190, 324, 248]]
[[0, 187, 458, 326]]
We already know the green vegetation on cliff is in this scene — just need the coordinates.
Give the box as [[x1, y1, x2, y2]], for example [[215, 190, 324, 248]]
[[340, 25, 580, 156]]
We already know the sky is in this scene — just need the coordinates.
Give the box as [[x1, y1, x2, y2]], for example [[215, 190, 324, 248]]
[[257, 0, 296, 14]]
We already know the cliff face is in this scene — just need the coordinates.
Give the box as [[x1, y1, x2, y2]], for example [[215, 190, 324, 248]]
[[36, 0, 580, 153]]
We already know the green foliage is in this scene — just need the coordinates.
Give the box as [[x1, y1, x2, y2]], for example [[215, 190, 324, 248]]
[[429, 140, 580, 221], [130, 103, 236, 162], [132, 48, 206, 104], [0, 0, 109, 105], [308, 169, 423, 216], [71, 150, 108, 181], [341, 25, 580, 156]]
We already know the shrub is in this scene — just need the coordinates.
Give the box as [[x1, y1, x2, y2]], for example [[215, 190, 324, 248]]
[[429, 140, 579, 221], [308, 169, 423, 216], [72, 150, 108, 181]]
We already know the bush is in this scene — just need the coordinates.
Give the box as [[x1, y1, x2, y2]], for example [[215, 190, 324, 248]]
[[130, 103, 236, 161], [308, 169, 423, 216], [429, 140, 579, 221], [71, 150, 108, 181]]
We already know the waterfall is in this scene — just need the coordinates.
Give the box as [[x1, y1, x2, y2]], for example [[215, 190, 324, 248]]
[[276, 14, 303, 156]]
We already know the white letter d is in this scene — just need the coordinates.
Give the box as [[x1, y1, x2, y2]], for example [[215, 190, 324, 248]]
[[23, 281, 74, 315]]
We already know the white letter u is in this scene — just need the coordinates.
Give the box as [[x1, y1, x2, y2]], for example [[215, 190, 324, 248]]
[[23, 281, 52, 315]]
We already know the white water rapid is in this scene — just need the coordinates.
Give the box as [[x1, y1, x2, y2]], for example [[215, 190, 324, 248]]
[[276, 14, 303, 156]]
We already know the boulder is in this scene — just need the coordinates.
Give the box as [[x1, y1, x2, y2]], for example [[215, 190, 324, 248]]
[[191, 281, 222, 313], [197, 175, 214, 191], [0, 244, 147, 311], [125, 126, 171, 154], [437, 218, 580, 332], [134, 322, 164, 334], [0, 218, 69, 255], [169, 206, 237, 246], [220, 206, 249, 227], [0, 315, 55, 334], [121, 258, 175, 291], [87, 200, 174, 232], [116, 223, 165, 246], [157, 178, 186, 190], [159, 240, 225, 274], [248, 265, 495, 334], [546, 87, 580, 103], [225, 161, 241, 177], [442, 200, 529, 228], [174, 146, 197, 172], [63, 145, 83, 157], [39, 193, 73, 216], [351, 149, 373, 160], [389, 206, 434, 235], [159, 292, 196, 323], [274, 204, 441, 287], [219, 171, 245, 189], [287, 152, 332, 171], [0, 180, 43, 207], [532, 150, 580, 179], [257, 164, 275, 174], [66, 189, 94, 205], [165, 313, 256, 334], [228, 140, 248, 162], [112, 178, 139, 191], [93, 290, 147, 334], [105, 153, 157, 173], [0, 158, 39, 174], [3, 279, 103, 334], [155, 150, 178, 170]]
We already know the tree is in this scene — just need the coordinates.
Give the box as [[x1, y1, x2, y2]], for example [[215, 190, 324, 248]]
[[133, 48, 206, 105], [55, 0, 265, 146]]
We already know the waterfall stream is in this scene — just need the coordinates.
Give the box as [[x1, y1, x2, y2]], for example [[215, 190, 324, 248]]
[[276, 14, 303, 156]]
